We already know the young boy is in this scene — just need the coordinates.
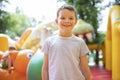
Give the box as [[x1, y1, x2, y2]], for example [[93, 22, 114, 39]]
[[42, 4, 91, 80]]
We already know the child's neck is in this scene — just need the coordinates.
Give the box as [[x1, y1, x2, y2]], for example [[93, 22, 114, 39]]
[[59, 33, 72, 37]]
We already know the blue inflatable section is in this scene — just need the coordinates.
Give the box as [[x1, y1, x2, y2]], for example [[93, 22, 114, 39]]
[[27, 49, 43, 80]]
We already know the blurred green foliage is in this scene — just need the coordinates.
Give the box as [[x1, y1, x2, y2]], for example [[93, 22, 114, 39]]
[[59, 0, 119, 45], [0, 0, 38, 38]]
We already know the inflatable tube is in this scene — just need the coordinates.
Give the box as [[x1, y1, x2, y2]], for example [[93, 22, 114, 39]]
[[27, 49, 43, 80]]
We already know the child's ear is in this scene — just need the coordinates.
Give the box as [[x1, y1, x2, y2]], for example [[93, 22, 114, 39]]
[[55, 18, 58, 24]]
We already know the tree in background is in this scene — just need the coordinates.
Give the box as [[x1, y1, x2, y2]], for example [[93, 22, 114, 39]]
[[0, 0, 10, 33], [111, 0, 120, 5], [0, 0, 38, 38], [5, 7, 37, 38], [59, 0, 119, 44], [59, 0, 106, 43]]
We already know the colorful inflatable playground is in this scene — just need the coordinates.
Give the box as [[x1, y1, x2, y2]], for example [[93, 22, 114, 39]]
[[0, 4, 120, 80]]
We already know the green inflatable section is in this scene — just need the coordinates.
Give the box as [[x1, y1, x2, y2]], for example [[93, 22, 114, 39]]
[[27, 49, 43, 80]]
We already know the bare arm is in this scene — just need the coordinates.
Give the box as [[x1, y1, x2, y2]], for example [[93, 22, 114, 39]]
[[80, 54, 92, 80], [42, 54, 49, 80]]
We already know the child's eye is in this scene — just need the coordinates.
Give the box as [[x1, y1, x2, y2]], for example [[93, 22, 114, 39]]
[[60, 17, 65, 20], [69, 18, 74, 20]]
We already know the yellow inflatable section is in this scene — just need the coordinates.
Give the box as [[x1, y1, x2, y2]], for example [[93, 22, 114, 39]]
[[105, 4, 120, 80], [0, 34, 9, 52], [15, 28, 33, 50]]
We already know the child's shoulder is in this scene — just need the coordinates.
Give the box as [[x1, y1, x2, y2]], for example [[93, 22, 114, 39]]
[[45, 35, 57, 42], [73, 35, 84, 42], [47, 35, 57, 39]]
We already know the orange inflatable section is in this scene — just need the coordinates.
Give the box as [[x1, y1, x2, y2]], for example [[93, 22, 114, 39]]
[[0, 49, 34, 80]]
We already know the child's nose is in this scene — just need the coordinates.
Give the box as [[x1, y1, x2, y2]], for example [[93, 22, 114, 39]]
[[64, 19, 71, 23]]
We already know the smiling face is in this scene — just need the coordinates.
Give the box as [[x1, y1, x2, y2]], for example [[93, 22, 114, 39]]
[[55, 8, 77, 37]]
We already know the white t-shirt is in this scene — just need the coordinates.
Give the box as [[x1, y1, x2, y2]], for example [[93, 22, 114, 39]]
[[42, 35, 90, 80]]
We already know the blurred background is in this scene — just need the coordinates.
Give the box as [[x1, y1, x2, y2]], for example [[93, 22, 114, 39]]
[[1, 0, 119, 38], [0, 0, 120, 80]]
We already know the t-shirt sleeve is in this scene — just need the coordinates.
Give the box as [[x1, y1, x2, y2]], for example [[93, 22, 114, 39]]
[[41, 39, 50, 54], [79, 39, 90, 57]]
